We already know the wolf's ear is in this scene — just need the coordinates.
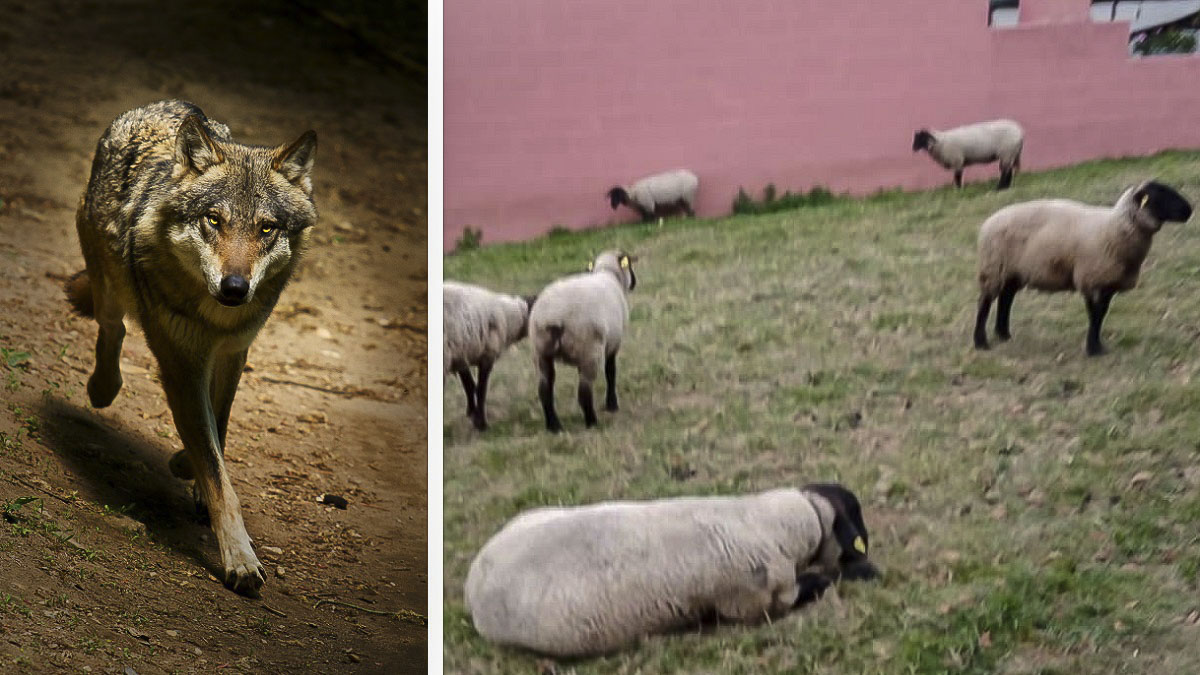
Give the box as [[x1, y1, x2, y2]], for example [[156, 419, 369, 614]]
[[274, 130, 318, 191], [175, 115, 225, 174]]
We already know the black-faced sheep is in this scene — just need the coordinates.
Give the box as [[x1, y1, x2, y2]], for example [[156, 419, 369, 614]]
[[443, 281, 535, 430], [529, 250, 635, 433], [608, 169, 699, 222], [464, 483, 879, 658], [974, 180, 1192, 355], [913, 119, 1024, 190]]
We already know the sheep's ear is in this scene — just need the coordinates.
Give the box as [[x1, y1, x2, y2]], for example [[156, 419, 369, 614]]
[[628, 267, 637, 291], [1137, 181, 1193, 223], [608, 187, 627, 209], [804, 482, 876, 579], [912, 130, 930, 152]]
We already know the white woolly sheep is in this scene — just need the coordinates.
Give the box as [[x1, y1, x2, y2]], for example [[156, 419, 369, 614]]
[[974, 180, 1192, 355], [608, 169, 699, 222], [528, 250, 636, 433], [464, 483, 879, 658], [913, 119, 1024, 190], [443, 281, 535, 430]]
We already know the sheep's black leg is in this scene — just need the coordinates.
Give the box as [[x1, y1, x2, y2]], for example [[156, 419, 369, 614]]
[[456, 367, 477, 417], [1084, 290, 1115, 356], [793, 573, 833, 608], [995, 281, 1019, 341], [471, 358, 493, 431], [604, 352, 619, 412], [974, 294, 993, 350], [578, 380, 598, 428], [954, 170, 964, 188], [538, 356, 563, 433], [997, 167, 1013, 190]]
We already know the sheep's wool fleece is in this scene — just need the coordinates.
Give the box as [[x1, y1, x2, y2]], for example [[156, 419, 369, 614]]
[[465, 488, 831, 657], [977, 188, 1155, 296], [529, 252, 630, 368], [442, 281, 528, 375], [928, 119, 1023, 169], [628, 169, 699, 213]]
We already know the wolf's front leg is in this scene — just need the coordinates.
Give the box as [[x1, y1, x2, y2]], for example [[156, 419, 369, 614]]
[[158, 352, 265, 596], [87, 277, 127, 408]]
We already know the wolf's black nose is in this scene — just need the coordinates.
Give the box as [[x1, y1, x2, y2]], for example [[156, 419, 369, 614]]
[[219, 275, 250, 303]]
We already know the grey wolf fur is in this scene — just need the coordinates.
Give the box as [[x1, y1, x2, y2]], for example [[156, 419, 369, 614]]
[[67, 99, 317, 595]]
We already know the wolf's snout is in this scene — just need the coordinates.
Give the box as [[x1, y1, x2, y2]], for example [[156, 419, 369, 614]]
[[217, 275, 250, 306]]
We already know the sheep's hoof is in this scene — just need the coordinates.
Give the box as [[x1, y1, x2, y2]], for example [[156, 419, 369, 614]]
[[605, 401, 619, 412], [546, 421, 563, 434], [471, 416, 488, 431], [974, 340, 990, 351], [1086, 344, 1107, 357], [996, 331, 1011, 342]]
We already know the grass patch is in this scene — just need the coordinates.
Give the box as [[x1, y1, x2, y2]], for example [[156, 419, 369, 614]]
[[444, 151, 1200, 673]]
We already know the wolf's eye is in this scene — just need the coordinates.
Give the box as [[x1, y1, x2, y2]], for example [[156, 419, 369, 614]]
[[202, 214, 222, 229], [260, 223, 278, 235]]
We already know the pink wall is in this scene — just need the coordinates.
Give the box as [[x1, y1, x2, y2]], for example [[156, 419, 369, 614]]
[[444, 0, 1200, 250]]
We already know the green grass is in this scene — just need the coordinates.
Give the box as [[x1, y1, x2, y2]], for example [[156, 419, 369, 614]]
[[443, 152, 1200, 673]]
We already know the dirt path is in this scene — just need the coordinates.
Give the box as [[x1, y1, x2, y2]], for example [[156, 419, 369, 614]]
[[0, 1, 427, 672]]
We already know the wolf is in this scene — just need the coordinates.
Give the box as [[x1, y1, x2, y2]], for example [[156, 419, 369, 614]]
[[66, 100, 317, 596]]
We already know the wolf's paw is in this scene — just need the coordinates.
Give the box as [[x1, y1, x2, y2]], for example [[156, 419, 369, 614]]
[[222, 546, 266, 597], [87, 370, 123, 408], [168, 449, 195, 479]]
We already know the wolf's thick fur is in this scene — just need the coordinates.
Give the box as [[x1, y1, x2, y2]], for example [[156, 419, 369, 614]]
[[70, 100, 317, 595]]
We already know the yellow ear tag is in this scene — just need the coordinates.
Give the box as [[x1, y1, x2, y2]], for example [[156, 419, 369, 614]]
[[853, 536, 867, 554], [1140, 194, 1149, 209], [587, 261, 594, 271], [619, 256, 630, 269]]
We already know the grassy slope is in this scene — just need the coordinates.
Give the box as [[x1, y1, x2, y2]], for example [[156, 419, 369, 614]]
[[443, 154, 1200, 674]]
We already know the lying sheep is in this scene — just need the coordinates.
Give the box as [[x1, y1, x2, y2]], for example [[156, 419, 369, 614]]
[[913, 119, 1024, 190], [529, 250, 635, 432], [443, 281, 535, 430], [464, 483, 880, 658], [608, 169, 699, 222], [974, 180, 1192, 355]]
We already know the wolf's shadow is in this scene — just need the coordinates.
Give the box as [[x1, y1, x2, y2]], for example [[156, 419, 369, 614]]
[[35, 397, 221, 577]]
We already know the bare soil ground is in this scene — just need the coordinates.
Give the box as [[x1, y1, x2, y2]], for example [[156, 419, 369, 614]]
[[0, 1, 427, 672]]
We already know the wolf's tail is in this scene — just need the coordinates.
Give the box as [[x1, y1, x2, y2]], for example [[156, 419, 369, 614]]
[[64, 270, 94, 317]]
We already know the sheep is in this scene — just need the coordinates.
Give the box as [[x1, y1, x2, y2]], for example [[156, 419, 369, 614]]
[[528, 250, 636, 433], [464, 483, 880, 658], [443, 281, 535, 430], [607, 169, 699, 222], [912, 119, 1024, 190], [973, 180, 1192, 355]]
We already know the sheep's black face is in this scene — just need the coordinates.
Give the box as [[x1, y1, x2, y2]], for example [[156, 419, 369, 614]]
[[912, 130, 934, 152], [1138, 181, 1193, 223], [804, 482, 880, 581], [607, 186, 628, 210]]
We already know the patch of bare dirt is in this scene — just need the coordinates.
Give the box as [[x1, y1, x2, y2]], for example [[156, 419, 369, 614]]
[[0, 0, 427, 672]]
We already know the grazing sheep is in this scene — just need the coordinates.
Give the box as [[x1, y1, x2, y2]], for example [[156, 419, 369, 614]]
[[974, 180, 1192, 355], [443, 281, 535, 430], [912, 119, 1024, 190], [464, 483, 880, 658], [529, 250, 636, 433], [608, 169, 699, 222]]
